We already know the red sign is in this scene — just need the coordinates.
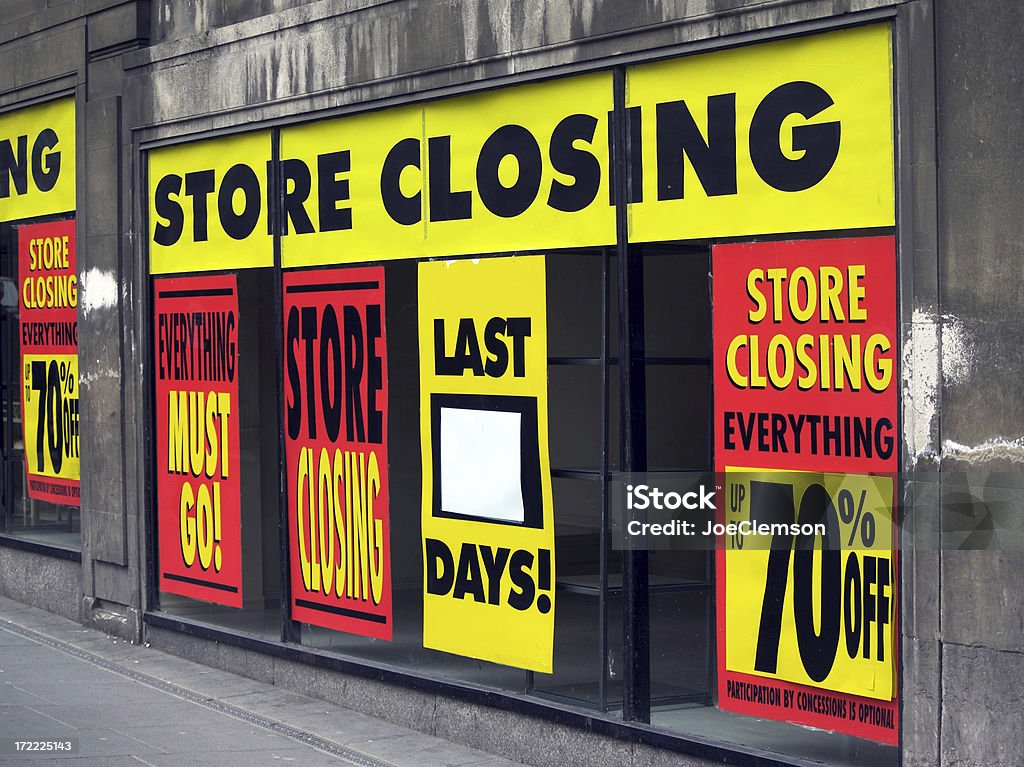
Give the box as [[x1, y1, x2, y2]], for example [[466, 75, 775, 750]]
[[153, 274, 242, 607], [283, 267, 391, 639], [18, 219, 80, 505], [713, 236, 899, 744]]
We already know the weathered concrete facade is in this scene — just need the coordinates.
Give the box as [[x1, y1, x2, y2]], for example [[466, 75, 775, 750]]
[[2, 1, 1023, 765], [0, 0, 149, 634]]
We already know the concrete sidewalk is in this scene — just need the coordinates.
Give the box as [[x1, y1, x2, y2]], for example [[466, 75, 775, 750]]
[[0, 596, 524, 767]]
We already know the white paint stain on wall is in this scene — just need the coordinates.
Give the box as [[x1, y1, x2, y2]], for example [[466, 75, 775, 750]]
[[79, 368, 119, 390], [940, 312, 971, 387], [903, 308, 1022, 464], [79, 269, 118, 316], [904, 307, 940, 463], [943, 437, 1024, 463], [903, 308, 978, 464]]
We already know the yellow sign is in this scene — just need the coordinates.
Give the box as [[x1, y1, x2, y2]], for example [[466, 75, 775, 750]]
[[724, 468, 895, 700], [280, 105, 426, 265], [22, 353, 80, 483], [281, 72, 614, 267], [148, 131, 273, 274], [0, 97, 76, 222], [626, 24, 894, 242], [418, 256, 555, 672], [147, 26, 896, 268]]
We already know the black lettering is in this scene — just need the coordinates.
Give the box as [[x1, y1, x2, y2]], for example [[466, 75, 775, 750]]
[[656, 94, 737, 199], [380, 137, 421, 225], [771, 413, 788, 453], [876, 417, 894, 459], [738, 411, 756, 450], [757, 411, 770, 452], [724, 411, 736, 450], [218, 163, 261, 240], [365, 305, 384, 444], [788, 413, 806, 454], [479, 546, 511, 605], [854, 416, 871, 458], [433, 319, 458, 376], [537, 548, 551, 591], [300, 306, 318, 439], [320, 305, 342, 442], [876, 559, 890, 662], [453, 543, 485, 602], [31, 128, 60, 192], [318, 151, 353, 231], [453, 317, 484, 376], [749, 81, 841, 192], [428, 135, 472, 221], [425, 538, 455, 596], [153, 174, 185, 247], [343, 305, 365, 442], [844, 551, 862, 660], [505, 317, 531, 377], [863, 555, 877, 661], [286, 305, 302, 440], [792, 484, 842, 683], [477, 124, 542, 218], [507, 549, 536, 611], [184, 169, 216, 242], [0, 135, 28, 198], [158, 314, 167, 380], [483, 317, 508, 377], [548, 114, 601, 212], [282, 158, 315, 234], [226, 311, 236, 383]]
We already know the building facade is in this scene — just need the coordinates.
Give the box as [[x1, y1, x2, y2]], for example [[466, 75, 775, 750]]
[[1, 1, 1021, 765]]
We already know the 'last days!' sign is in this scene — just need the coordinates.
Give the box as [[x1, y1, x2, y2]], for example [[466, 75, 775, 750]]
[[418, 256, 555, 672]]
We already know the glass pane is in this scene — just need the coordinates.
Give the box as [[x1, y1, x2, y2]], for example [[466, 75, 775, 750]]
[[547, 251, 603, 359], [532, 477, 622, 709], [296, 258, 527, 691], [645, 364, 710, 471], [643, 246, 710, 359], [549, 365, 603, 471], [156, 269, 279, 639]]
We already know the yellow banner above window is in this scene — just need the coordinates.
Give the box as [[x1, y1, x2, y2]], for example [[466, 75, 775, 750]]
[[626, 24, 894, 242], [280, 72, 615, 267], [148, 131, 273, 274], [0, 97, 76, 222], [145, 25, 895, 270]]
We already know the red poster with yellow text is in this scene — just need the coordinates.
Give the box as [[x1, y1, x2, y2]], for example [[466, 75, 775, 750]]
[[283, 267, 391, 639], [154, 275, 242, 607], [713, 237, 898, 744], [18, 219, 81, 505]]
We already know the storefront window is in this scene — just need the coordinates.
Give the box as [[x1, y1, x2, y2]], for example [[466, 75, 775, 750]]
[[142, 20, 902, 766], [0, 216, 81, 549], [154, 268, 281, 639], [292, 257, 527, 691], [0, 96, 78, 550]]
